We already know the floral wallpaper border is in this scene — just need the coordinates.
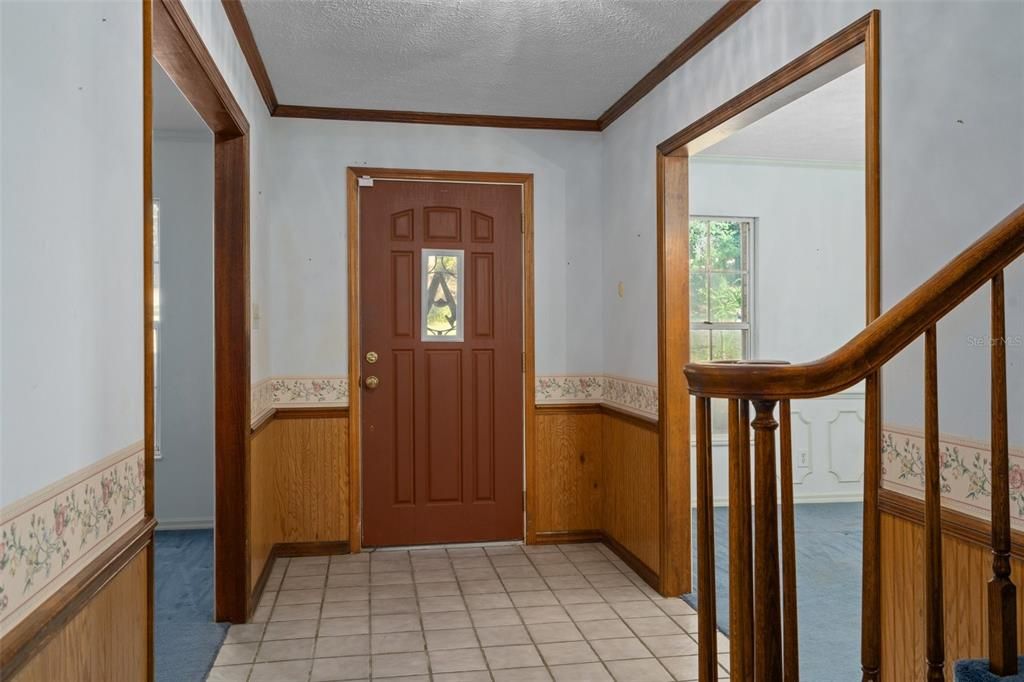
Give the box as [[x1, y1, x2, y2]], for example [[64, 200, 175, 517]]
[[601, 375, 659, 419], [534, 374, 658, 419], [252, 374, 659, 424], [0, 443, 146, 634], [535, 375, 605, 404], [882, 425, 1024, 530], [251, 376, 350, 425]]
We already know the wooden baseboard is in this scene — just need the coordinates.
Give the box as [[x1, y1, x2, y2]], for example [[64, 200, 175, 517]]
[[274, 541, 350, 557], [534, 530, 604, 545], [249, 540, 351, 618], [0, 517, 156, 678], [602, 532, 661, 593], [879, 488, 1024, 558], [533, 529, 661, 593]]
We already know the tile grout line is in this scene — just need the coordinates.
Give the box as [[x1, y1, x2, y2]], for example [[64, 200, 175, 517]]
[[215, 543, 719, 681]]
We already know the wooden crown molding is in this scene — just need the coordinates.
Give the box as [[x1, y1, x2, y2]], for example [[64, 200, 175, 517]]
[[221, 0, 278, 114], [597, 0, 760, 130], [274, 105, 600, 131], [221, 0, 757, 131]]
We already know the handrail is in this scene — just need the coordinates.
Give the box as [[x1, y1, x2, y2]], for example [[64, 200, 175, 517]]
[[687, 200, 1023, 682], [684, 202, 1024, 399]]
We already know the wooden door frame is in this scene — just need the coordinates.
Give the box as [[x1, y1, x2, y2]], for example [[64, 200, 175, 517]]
[[346, 168, 535, 551], [654, 11, 881, 597], [148, 0, 251, 623]]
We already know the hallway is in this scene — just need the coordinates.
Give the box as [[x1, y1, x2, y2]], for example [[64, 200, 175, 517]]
[[207, 543, 726, 681]]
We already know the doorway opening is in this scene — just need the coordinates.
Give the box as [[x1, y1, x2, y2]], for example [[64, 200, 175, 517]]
[[346, 169, 535, 549], [656, 11, 880, 681], [150, 55, 220, 679], [147, 0, 251, 637]]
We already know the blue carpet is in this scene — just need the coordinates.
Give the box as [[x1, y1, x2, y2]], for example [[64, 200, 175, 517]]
[[684, 502, 863, 682], [155, 529, 227, 682], [955, 656, 1024, 680]]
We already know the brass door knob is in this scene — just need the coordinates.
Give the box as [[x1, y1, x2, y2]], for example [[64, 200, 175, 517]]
[[366, 351, 379, 364], [364, 375, 380, 390]]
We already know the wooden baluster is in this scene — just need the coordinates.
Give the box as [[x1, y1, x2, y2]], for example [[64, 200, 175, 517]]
[[752, 400, 783, 682], [696, 396, 718, 681], [861, 371, 882, 682], [779, 400, 799, 681], [988, 272, 1018, 675], [729, 399, 754, 681], [924, 326, 945, 681]]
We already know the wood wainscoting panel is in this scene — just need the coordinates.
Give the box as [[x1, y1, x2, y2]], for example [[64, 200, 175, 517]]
[[10, 548, 149, 682], [249, 417, 277, 594], [601, 409, 661, 574], [249, 413, 349, 596], [881, 509, 1024, 680], [534, 406, 603, 535]]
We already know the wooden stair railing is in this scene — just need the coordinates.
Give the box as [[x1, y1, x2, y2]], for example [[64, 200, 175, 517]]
[[684, 202, 1024, 682]]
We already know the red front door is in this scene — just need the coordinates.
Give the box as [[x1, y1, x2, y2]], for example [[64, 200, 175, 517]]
[[359, 179, 524, 546]]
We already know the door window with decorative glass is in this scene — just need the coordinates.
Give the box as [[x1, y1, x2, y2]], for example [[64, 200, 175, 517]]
[[690, 216, 754, 435], [422, 249, 464, 341]]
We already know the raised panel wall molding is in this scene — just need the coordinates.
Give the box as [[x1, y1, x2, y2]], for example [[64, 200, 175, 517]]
[[789, 409, 814, 485], [882, 424, 1024, 530], [827, 409, 866, 484], [700, 396, 866, 504], [0, 443, 146, 635]]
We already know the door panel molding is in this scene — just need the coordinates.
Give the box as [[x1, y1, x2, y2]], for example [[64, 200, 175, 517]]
[[347, 168, 535, 550]]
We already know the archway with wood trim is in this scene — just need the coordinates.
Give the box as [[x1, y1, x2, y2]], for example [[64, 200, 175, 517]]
[[654, 8, 881, 655], [148, 0, 251, 624]]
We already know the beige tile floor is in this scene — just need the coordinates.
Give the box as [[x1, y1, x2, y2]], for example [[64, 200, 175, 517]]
[[207, 543, 730, 681]]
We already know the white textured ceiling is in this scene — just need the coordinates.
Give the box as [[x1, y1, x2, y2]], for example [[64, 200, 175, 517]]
[[152, 59, 208, 132], [702, 66, 866, 165], [241, 0, 727, 118]]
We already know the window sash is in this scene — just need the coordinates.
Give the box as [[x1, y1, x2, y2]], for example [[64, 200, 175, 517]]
[[689, 216, 755, 435]]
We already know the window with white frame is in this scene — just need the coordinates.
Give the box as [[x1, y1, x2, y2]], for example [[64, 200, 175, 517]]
[[689, 216, 755, 435]]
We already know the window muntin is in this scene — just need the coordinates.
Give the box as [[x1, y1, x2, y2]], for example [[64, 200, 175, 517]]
[[689, 216, 755, 436]]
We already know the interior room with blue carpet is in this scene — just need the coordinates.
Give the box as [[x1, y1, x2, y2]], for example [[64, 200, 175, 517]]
[[686, 502, 863, 682], [154, 530, 226, 681]]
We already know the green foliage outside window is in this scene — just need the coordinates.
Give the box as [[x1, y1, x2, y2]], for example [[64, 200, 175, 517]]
[[689, 218, 751, 362]]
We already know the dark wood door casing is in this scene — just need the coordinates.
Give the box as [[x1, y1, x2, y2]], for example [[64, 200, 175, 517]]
[[360, 180, 524, 546]]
